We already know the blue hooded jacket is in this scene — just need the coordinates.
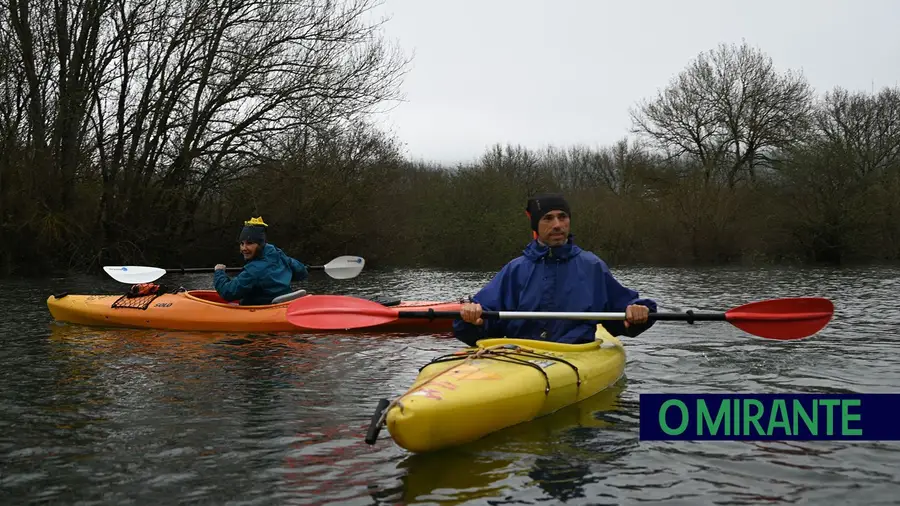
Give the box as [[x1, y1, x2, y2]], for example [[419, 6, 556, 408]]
[[213, 243, 308, 305], [452, 236, 658, 345]]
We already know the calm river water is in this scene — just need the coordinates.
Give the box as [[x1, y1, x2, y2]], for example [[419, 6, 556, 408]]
[[2, 264, 900, 505]]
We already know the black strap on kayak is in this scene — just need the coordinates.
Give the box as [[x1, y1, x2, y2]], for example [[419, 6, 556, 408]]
[[498, 348, 582, 388], [423, 345, 582, 394]]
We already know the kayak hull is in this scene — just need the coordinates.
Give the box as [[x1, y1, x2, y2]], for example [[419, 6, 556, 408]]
[[384, 324, 626, 453], [47, 290, 462, 333]]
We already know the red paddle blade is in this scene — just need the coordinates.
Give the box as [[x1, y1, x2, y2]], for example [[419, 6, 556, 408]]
[[285, 295, 398, 330], [725, 297, 834, 340]]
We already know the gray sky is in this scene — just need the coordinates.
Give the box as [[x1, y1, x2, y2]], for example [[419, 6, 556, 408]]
[[365, 0, 900, 166]]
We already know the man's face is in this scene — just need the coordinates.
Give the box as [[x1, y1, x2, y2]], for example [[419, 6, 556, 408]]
[[240, 241, 260, 260], [537, 210, 570, 247]]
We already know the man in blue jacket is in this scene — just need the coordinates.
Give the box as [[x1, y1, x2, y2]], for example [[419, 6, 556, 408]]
[[453, 193, 658, 345], [213, 217, 309, 305]]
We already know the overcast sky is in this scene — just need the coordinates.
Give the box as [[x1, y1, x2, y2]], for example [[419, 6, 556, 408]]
[[364, 0, 900, 166]]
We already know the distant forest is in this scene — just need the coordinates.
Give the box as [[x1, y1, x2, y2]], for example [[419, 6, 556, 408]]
[[1, 0, 898, 277]]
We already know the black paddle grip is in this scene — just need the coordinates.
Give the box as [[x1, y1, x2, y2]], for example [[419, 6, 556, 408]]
[[650, 311, 727, 323], [395, 310, 462, 320]]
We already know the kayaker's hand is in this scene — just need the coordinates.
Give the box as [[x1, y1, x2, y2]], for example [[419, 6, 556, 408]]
[[624, 304, 649, 328], [460, 303, 484, 326], [215, 264, 226, 271]]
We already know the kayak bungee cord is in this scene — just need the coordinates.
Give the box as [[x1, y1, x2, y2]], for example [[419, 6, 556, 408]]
[[364, 342, 584, 445], [422, 345, 584, 392]]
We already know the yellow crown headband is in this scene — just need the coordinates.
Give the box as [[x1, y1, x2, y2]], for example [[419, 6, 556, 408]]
[[244, 216, 268, 227]]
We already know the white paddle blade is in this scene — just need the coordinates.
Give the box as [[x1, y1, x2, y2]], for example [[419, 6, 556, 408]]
[[323, 256, 365, 279], [103, 265, 167, 284]]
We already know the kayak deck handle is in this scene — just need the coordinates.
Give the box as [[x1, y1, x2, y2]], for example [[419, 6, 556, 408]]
[[365, 398, 391, 445]]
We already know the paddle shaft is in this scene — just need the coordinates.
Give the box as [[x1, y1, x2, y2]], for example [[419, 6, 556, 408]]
[[166, 265, 328, 274], [392, 309, 728, 322]]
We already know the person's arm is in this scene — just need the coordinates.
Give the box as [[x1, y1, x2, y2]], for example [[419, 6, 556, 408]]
[[452, 264, 515, 345], [214, 268, 258, 302], [289, 257, 308, 282], [596, 261, 657, 337]]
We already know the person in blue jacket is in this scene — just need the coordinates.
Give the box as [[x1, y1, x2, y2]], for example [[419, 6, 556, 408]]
[[213, 217, 309, 305], [453, 193, 658, 345]]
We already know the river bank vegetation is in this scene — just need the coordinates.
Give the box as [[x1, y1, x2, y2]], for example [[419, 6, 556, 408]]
[[1, 0, 898, 276]]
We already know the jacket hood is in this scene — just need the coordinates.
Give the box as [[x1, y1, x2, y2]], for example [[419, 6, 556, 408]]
[[522, 234, 583, 261], [245, 243, 277, 264]]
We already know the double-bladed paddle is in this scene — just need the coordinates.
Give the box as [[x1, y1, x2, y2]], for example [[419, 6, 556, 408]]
[[285, 295, 834, 340], [103, 255, 366, 284]]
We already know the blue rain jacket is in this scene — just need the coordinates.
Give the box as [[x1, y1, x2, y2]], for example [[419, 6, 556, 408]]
[[452, 236, 658, 345], [214, 243, 308, 305]]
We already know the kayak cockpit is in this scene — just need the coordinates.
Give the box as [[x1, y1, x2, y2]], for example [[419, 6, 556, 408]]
[[184, 289, 402, 308], [184, 289, 308, 307], [185, 290, 232, 304]]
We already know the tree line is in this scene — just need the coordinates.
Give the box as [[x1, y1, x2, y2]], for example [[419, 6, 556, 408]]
[[0, 0, 897, 277]]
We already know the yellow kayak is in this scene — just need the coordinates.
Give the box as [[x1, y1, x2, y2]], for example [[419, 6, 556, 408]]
[[396, 381, 626, 503], [371, 323, 626, 453]]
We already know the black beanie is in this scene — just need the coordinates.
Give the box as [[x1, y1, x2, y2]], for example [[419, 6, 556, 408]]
[[525, 193, 571, 232], [238, 217, 267, 246]]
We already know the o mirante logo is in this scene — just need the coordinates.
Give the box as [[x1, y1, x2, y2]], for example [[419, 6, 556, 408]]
[[639, 393, 895, 441]]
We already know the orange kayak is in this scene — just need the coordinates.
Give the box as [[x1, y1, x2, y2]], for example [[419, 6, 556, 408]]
[[46, 290, 463, 333]]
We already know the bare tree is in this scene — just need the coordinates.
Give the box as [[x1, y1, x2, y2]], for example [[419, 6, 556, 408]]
[[5, 0, 110, 213], [813, 86, 900, 178], [630, 41, 814, 187], [774, 85, 900, 263], [479, 143, 551, 197], [84, 0, 409, 253], [2, 0, 408, 267]]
